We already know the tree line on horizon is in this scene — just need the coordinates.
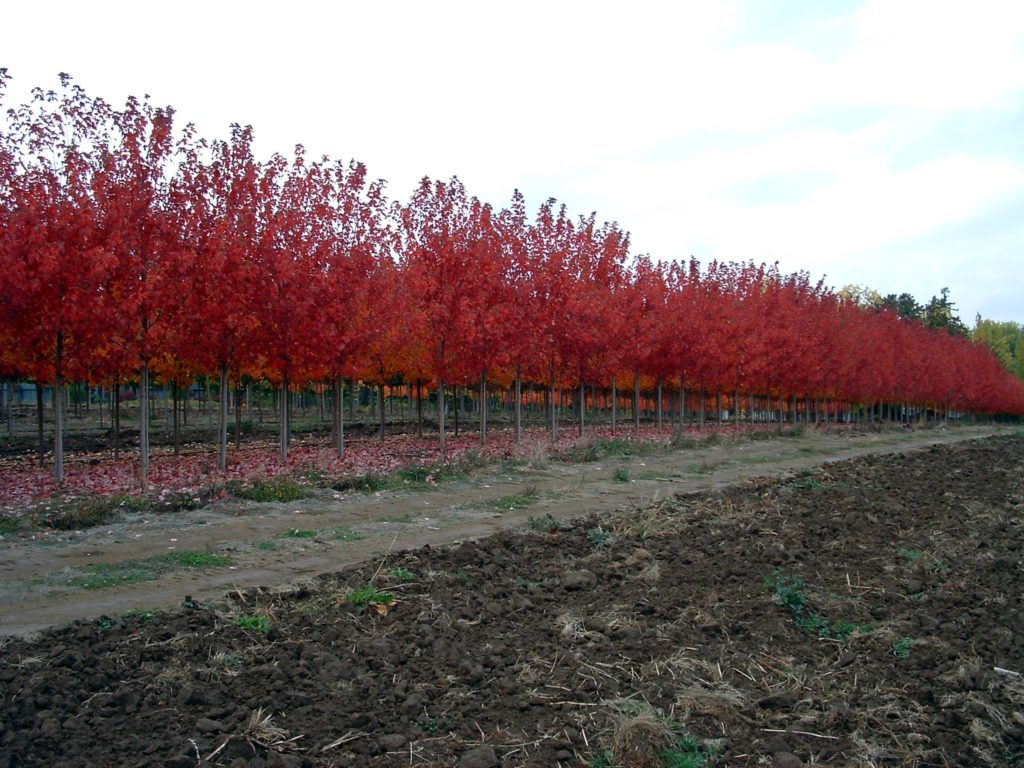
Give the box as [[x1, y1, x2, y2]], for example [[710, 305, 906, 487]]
[[2, 72, 1023, 488]]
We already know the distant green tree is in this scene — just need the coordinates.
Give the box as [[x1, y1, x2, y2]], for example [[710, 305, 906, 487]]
[[973, 315, 1024, 380], [923, 288, 968, 337], [880, 292, 923, 321]]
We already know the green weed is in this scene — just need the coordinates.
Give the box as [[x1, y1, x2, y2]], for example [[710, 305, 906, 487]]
[[388, 567, 415, 582], [347, 584, 395, 607], [235, 614, 271, 633], [256, 540, 278, 551], [612, 467, 631, 483], [893, 637, 914, 658], [766, 570, 867, 641], [0, 515, 21, 534], [587, 526, 616, 547], [526, 512, 572, 533]]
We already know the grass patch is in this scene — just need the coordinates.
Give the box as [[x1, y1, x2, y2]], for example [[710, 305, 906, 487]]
[[159, 551, 233, 568], [43, 549, 233, 590], [0, 515, 21, 534], [63, 562, 160, 590], [324, 527, 364, 541], [331, 473, 389, 493], [612, 467, 631, 483], [280, 528, 318, 539], [255, 540, 278, 551], [490, 485, 540, 512], [226, 476, 310, 503], [380, 514, 415, 524]]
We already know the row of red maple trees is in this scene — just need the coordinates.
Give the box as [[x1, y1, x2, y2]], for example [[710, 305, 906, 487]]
[[2, 74, 1023, 487]]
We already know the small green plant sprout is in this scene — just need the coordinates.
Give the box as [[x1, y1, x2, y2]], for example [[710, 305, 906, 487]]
[[388, 566, 415, 582], [893, 637, 914, 658], [587, 526, 616, 547], [235, 614, 271, 633], [346, 584, 396, 609], [527, 512, 571, 534], [898, 549, 923, 561], [612, 467, 631, 483]]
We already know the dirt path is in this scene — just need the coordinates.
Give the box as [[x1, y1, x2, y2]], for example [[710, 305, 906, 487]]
[[0, 424, 1011, 635]]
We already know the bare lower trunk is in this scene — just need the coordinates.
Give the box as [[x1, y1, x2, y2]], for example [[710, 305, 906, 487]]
[[479, 371, 488, 445], [334, 375, 345, 458], [36, 383, 45, 468], [549, 375, 558, 441], [734, 389, 740, 428], [674, 373, 686, 440], [113, 380, 121, 460], [513, 368, 522, 445], [54, 334, 64, 486], [139, 364, 150, 491], [656, 377, 663, 430], [578, 379, 585, 437], [611, 377, 617, 433], [217, 365, 229, 472], [379, 383, 386, 439], [172, 383, 181, 456], [633, 371, 641, 434], [416, 380, 424, 439], [235, 382, 243, 450], [279, 376, 290, 463], [438, 380, 446, 455]]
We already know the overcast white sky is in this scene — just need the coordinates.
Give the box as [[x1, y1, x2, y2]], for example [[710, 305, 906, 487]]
[[4, 0, 1023, 323]]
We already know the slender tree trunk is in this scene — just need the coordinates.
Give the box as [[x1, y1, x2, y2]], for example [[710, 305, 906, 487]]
[[633, 371, 641, 434], [453, 386, 460, 437], [611, 377, 617, 433], [54, 334, 64, 486], [549, 373, 558, 441], [217, 364, 229, 471], [514, 368, 522, 445], [656, 377, 663, 430], [675, 373, 686, 440], [172, 382, 181, 456], [279, 376, 290, 463], [734, 389, 740, 428], [334, 375, 345, 458], [438, 380, 447, 455], [113, 379, 121, 460], [235, 382, 243, 450], [139, 364, 150, 491], [480, 371, 488, 445], [36, 382, 45, 468], [6, 381, 14, 440], [379, 383, 386, 439], [698, 389, 705, 428], [416, 380, 424, 439], [578, 379, 585, 437]]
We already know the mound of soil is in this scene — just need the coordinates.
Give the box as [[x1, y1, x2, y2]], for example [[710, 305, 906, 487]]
[[1, 435, 1022, 767]]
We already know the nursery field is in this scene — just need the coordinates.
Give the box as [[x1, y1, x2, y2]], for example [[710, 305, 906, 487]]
[[0, 428, 1022, 767]]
